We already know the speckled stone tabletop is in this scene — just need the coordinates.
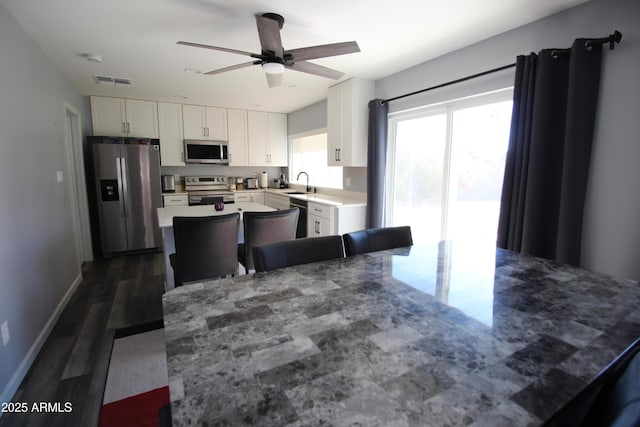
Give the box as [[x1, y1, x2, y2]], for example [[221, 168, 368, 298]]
[[162, 242, 640, 426]]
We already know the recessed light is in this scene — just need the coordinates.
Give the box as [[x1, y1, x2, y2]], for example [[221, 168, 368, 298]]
[[174, 95, 188, 100], [78, 52, 103, 63], [184, 68, 202, 74]]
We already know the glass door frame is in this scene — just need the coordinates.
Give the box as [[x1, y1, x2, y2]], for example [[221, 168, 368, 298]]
[[385, 88, 514, 241]]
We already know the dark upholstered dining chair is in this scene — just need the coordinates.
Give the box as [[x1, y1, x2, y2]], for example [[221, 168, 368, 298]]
[[169, 213, 239, 286], [542, 337, 640, 427], [253, 235, 345, 273], [238, 208, 299, 273], [342, 226, 413, 256]]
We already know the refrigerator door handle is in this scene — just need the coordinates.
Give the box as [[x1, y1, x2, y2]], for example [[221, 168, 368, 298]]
[[115, 157, 123, 218], [119, 156, 129, 217]]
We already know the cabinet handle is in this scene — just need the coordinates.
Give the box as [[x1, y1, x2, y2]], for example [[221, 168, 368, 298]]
[[313, 208, 322, 212], [337, 148, 341, 162]]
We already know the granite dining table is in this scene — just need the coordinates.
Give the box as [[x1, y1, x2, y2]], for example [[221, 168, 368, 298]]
[[162, 241, 640, 426]]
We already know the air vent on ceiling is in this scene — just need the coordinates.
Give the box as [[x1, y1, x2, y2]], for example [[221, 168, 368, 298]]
[[92, 75, 134, 87]]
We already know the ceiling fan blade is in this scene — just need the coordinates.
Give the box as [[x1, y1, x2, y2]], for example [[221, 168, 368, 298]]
[[255, 15, 284, 58], [286, 61, 344, 80], [177, 41, 260, 58], [204, 61, 260, 75], [265, 72, 283, 88], [286, 41, 360, 61]]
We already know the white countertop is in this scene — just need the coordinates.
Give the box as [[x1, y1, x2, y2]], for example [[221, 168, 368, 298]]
[[263, 189, 366, 207], [157, 202, 273, 228]]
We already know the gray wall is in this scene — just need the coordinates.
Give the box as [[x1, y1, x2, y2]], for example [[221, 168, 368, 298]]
[[376, 0, 640, 280], [0, 4, 86, 403]]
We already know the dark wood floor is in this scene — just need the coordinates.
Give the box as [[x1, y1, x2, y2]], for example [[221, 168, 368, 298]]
[[0, 251, 165, 427]]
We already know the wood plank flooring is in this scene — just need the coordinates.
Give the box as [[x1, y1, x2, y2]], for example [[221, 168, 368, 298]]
[[0, 251, 165, 427]]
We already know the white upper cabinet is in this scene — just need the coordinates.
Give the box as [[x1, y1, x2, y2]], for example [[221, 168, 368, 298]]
[[182, 104, 228, 141], [327, 78, 374, 166], [227, 109, 249, 166], [90, 96, 158, 138], [158, 102, 185, 166], [247, 111, 287, 166], [268, 113, 288, 166]]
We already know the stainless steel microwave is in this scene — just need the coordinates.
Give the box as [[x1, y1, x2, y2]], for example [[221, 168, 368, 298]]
[[184, 140, 229, 164]]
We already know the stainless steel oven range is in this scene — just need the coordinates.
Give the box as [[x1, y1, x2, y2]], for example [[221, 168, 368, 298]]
[[185, 175, 234, 206]]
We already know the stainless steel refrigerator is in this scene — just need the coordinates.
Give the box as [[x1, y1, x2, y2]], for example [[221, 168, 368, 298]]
[[92, 139, 162, 255]]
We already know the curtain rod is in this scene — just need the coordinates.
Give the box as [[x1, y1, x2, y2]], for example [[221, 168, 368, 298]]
[[382, 30, 622, 105], [382, 63, 516, 104]]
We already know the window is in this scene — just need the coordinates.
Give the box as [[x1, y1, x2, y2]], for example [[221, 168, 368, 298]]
[[386, 89, 513, 245], [290, 131, 343, 189]]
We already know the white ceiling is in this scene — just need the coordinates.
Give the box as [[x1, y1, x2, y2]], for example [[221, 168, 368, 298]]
[[2, 0, 588, 113]]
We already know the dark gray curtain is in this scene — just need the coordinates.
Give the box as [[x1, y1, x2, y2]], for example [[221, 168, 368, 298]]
[[497, 39, 603, 266], [366, 99, 388, 228]]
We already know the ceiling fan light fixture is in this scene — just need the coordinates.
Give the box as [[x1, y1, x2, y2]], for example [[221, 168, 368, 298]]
[[262, 62, 285, 75]]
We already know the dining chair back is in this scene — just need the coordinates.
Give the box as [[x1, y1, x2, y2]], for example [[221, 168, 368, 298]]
[[169, 213, 240, 286], [542, 337, 640, 427], [343, 226, 413, 256], [239, 207, 299, 273], [253, 235, 345, 273]]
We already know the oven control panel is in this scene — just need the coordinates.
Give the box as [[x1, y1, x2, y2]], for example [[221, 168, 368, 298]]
[[184, 175, 228, 191]]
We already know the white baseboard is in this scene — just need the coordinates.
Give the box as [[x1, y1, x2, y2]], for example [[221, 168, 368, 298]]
[[0, 273, 83, 411]]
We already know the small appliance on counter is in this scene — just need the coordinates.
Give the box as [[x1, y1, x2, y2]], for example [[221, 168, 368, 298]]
[[162, 175, 175, 192], [235, 177, 244, 190], [244, 177, 259, 189], [278, 173, 289, 189]]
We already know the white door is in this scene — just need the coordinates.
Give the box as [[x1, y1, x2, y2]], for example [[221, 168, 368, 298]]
[[65, 111, 84, 270]]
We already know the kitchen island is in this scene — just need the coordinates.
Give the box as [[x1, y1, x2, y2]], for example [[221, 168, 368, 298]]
[[162, 242, 640, 426], [157, 202, 274, 290]]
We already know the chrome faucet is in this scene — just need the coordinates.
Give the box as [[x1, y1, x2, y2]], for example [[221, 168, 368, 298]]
[[297, 171, 310, 192]]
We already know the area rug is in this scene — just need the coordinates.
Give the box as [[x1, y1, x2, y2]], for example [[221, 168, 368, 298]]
[[99, 324, 169, 427]]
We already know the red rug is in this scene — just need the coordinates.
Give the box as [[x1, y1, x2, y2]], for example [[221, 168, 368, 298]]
[[99, 385, 169, 427]]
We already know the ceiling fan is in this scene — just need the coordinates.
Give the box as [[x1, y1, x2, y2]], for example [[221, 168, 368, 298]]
[[177, 12, 360, 87]]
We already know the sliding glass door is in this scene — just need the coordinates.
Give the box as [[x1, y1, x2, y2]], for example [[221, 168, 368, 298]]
[[386, 90, 513, 245]]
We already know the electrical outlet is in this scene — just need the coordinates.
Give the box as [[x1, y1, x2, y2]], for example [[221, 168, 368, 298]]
[[1, 321, 9, 346], [345, 177, 352, 187], [57, 170, 64, 183]]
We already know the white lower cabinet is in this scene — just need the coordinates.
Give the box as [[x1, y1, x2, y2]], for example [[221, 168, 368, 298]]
[[234, 191, 265, 205], [163, 194, 188, 206], [264, 193, 290, 210], [309, 214, 332, 237], [307, 202, 335, 237], [307, 202, 366, 237]]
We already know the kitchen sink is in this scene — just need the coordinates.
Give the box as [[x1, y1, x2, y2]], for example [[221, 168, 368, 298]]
[[286, 191, 307, 195]]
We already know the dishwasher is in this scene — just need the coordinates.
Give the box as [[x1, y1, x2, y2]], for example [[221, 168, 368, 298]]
[[289, 199, 308, 238]]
